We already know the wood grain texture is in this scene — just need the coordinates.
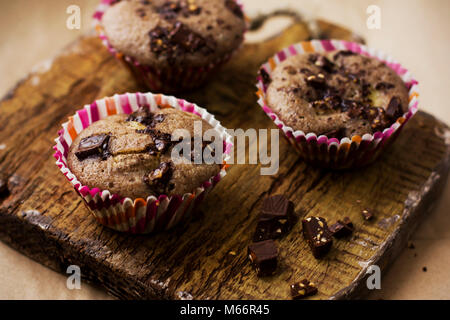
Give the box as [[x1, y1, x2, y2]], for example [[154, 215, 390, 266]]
[[0, 19, 449, 300]]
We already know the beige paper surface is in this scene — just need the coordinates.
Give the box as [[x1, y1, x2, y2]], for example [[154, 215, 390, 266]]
[[0, 0, 449, 299]]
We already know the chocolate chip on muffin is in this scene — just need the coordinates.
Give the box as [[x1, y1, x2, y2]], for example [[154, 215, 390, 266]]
[[265, 50, 410, 139]]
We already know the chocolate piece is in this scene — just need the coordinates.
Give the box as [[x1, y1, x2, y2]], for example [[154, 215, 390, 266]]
[[305, 73, 326, 89], [144, 162, 174, 194], [126, 110, 165, 128], [253, 195, 296, 242], [375, 82, 395, 90], [333, 50, 355, 60], [75, 134, 110, 161], [259, 68, 271, 86], [386, 97, 403, 119], [156, 1, 201, 20], [137, 129, 174, 155], [149, 22, 216, 61], [225, 0, 244, 19], [248, 240, 278, 277], [329, 217, 354, 238], [362, 209, 374, 221], [422, 266, 427, 272], [0, 173, 8, 196], [314, 55, 334, 73], [290, 279, 318, 300], [302, 216, 333, 258]]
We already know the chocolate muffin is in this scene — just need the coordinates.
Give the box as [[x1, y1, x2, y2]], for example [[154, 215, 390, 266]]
[[100, 0, 246, 91], [67, 107, 221, 199], [264, 50, 410, 139]]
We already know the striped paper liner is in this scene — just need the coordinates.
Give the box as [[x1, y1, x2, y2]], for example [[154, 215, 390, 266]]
[[53, 92, 233, 234], [256, 39, 419, 169], [93, 0, 246, 93]]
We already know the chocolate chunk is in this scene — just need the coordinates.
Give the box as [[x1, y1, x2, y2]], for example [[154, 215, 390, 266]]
[[375, 82, 395, 90], [149, 21, 216, 60], [422, 266, 427, 272], [75, 134, 110, 161], [248, 240, 278, 277], [333, 50, 355, 60], [253, 195, 296, 242], [0, 173, 9, 196], [144, 162, 173, 194], [259, 68, 271, 86], [362, 209, 374, 221], [225, 0, 244, 19], [290, 279, 318, 300], [386, 97, 403, 119], [305, 74, 326, 89], [302, 216, 333, 258], [126, 110, 165, 128], [329, 217, 354, 238], [314, 55, 335, 73]]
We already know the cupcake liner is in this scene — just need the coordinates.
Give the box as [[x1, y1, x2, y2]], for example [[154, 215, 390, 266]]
[[53, 92, 233, 234], [93, 0, 246, 93], [256, 39, 419, 169]]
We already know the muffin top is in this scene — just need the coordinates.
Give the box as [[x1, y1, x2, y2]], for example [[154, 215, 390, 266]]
[[101, 0, 246, 68], [67, 108, 221, 199], [263, 50, 409, 138]]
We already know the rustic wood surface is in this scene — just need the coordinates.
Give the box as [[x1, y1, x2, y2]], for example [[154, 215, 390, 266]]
[[0, 17, 449, 300]]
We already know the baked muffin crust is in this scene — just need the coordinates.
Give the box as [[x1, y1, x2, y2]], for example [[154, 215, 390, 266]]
[[67, 108, 221, 199], [264, 50, 409, 138], [101, 0, 246, 68]]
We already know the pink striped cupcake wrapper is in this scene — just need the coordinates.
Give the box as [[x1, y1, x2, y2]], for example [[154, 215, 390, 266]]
[[53, 92, 233, 234], [256, 39, 420, 169], [93, 0, 246, 93]]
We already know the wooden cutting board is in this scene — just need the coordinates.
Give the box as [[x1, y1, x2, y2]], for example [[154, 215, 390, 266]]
[[0, 15, 449, 300]]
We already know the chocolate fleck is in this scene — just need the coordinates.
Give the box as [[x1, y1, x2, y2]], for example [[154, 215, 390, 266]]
[[144, 162, 173, 194]]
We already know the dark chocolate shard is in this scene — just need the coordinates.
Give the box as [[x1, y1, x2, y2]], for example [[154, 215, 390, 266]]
[[302, 216, 333, 258], [333, 50, 356, 60], [386, 97, 403, 119], [75, 134, 110, 161], [225, 0, 244, 19], [126, 109, 165, 128], [144, 162, 173, 194], [362, 209, 374, 221], [137, 129, 174, 155], [329, 217, 354, 238], [0, 173, 8, 197], [290, 279, 318, 300], [253, 195, 297, 242], [314, 55, 335, 73], [259, 68, 271, 86], [248, 240, 278, 277]]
